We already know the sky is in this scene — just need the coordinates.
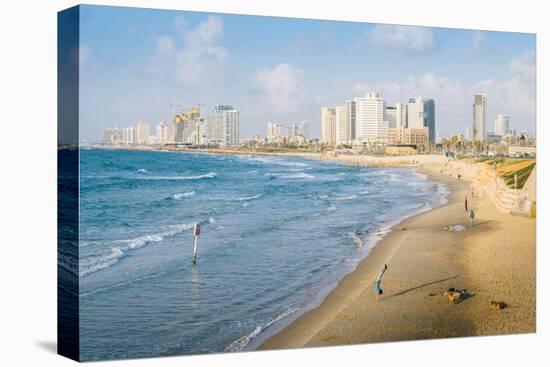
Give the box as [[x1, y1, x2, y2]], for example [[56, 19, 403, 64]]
[[76, 5, 536, 141]]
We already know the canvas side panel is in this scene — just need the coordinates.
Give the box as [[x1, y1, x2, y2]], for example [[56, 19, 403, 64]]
[[57, 5, 80, 362]]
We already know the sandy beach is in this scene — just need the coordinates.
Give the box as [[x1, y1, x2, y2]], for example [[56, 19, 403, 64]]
[[260, 161, 536, 350]]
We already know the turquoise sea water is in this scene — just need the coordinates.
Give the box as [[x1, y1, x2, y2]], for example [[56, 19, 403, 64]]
[[71, 148, 447, 360]]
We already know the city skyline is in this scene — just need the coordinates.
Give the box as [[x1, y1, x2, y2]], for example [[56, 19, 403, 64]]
[[79, 5, 535, 142]]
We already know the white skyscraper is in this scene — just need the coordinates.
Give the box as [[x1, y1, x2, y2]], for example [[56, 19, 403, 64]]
[[473, 93, 487, 141], [267, 122, 283, 142], [335, 105, 350, 145], [208, 105, 240, 146], [123, 126, 135, 145], [494, 114, 510, 137], [345, 100, 356, 140], [355, 92, 386, 143], [206, 109, 224, 144], [321, 107, 336, 145], [299, 121, 309, 140], [225, 112, 240, 146], [156, 120, 169, 144], [395, 103, 407, 128], [384, 106, 397, 129], [136, 121, 150, 145], [407, 97, 435, 143], [287, 124, 298, 138]]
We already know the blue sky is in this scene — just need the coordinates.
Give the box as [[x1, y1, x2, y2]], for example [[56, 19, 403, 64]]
[[77, 5, 536, 141]]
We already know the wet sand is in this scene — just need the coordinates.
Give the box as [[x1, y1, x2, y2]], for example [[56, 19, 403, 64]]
[[260, 162, 535, 349]]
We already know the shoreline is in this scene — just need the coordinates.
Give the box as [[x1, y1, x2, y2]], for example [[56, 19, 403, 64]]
[[82, 147, 535, 350], [259, 161, 535, 350], [241, 174, 448, 351]]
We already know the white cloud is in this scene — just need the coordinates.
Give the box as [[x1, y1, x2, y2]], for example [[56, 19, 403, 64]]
[[255, 63, 306, 113], [149, 15, 227, 84], [352, 53, 535, 135], [155, 36, 175, 54], [509, 50, 536, 80], [368, 25, 434, 52]]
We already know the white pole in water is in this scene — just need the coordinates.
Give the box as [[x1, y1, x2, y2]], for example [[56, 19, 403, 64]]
[[192, 222, 200, 265]]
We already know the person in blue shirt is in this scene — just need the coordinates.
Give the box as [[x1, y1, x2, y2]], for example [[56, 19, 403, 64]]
[[375, 264, 388, 301]]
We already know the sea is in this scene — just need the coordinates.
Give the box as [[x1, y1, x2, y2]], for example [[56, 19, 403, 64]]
[[71, 148, 448, 360]]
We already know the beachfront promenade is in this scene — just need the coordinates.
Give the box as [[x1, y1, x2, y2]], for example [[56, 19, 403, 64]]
[[260, 157, 535, 349]]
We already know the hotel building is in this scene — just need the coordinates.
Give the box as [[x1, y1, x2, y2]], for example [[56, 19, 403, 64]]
[[156, 121, 169, 145], [335, 105, 350, 145], [355, 92, 387, 143], [495, 114, 510, 137], [407, 97, 435, 143], [473, 93, 487, 141], [136, 121, 150, 145], [321, 107, 337, 145]]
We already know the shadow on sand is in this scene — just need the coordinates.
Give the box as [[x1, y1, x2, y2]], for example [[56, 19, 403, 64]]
[[384, 274, 461, 300]]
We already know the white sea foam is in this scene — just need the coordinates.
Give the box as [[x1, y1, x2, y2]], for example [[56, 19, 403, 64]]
[[327, 205, 337, 211], [136, 168, 148, 173], [348, 232, 363, 247], [208, 217, 216, 224], [279, 172, 315, 180], [79, 222, 195, 277], [333, 194, 357, 201], [234, 194, 262, 202], [134, 172, 217, 181], [225, 306, 300, 352], [245, 156, 309, 168], [173, 191, 196, 200]]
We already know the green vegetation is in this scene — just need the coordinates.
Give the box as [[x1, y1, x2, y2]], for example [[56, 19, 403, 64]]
[[503, 162, 536, 189], [469, 157, 536, 189]]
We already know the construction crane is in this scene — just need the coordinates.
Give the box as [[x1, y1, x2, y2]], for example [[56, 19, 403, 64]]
[[169, 103, 182, 122]]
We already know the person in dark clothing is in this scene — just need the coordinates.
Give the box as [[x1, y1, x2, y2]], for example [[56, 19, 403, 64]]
[[465, 196, 468, 211], [374, 264, 388, 301]]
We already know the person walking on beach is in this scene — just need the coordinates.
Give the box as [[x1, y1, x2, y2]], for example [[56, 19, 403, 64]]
[[375, 264, 388, 301], [465, 196, 468, 211], [469, 209, 475, 226]]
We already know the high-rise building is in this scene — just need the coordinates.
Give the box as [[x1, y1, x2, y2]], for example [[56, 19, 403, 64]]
[[494, 114, 510, 137], [395, 103, 407, 128], [206, 111, 224, 144], [207, 105, 239, 146], [123, 126, 135, 145], [345, 100, 356, 140], [287, 124, 298, 138], [267, 122, 283, 142], [299, 121, 309, 141], [473, 93, 487, 141], [335, 106, 350, 145], [156, 121, 169, 144], [102, 127, 123, 144], [136, 121, 150, 145], [384, 106, 397, 129], [321, 107, 337, 145], [224, 109, 240, 147], [355, 92, 386, 143], [407, 97, 435, 143]]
